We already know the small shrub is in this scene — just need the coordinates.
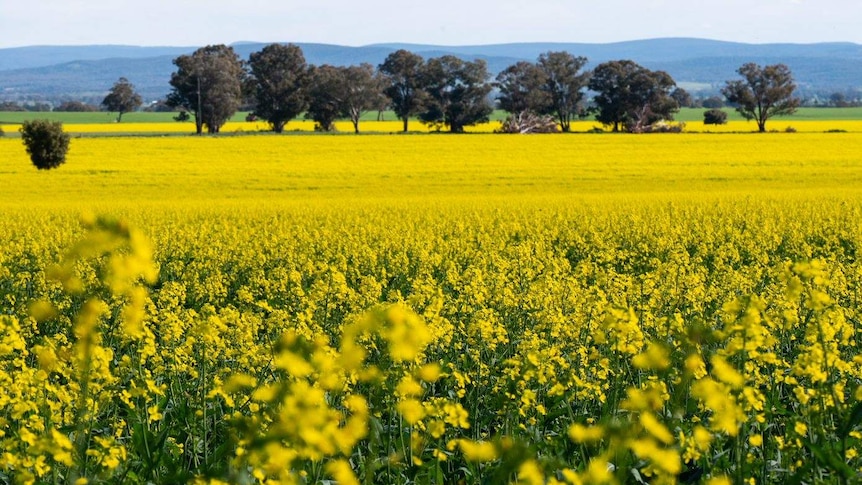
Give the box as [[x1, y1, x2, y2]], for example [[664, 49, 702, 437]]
[[20, 119, 70, 170], [174, 111, 190, 122], [784, 126, 797, 133], [703, 109, 728, 125]]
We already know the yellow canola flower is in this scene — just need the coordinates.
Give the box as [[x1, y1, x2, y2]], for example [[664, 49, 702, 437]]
[[710, 355, 745, 389], [568, 423, 604, 444], [640, 412, 674, 445], [417, 362, 442, 382], [632, 341, 671, 371], [326, 459, 360, 485], [383, 304, 432, 362], [449, 439, 498, 462], [627, 438, 682, 475], [516, 459, 545, 485], [397, 398, 426, 425]]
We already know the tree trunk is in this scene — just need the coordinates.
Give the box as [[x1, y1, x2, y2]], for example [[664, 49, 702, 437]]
[[402, 117, 408, 132]]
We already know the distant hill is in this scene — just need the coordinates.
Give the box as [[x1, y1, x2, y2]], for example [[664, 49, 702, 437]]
[[1, 38, 861, 103]]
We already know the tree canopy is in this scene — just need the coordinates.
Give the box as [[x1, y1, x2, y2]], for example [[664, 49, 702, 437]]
[[247, 43, 310, 133], [101, 77, 142, 122], [537, 52, 589, 132], [305, 65, 346, 132], [168, 44, 244, 134], [340, 64, 387, 134], [495, 61, 550, 115], [379, 50, 426, 132], [419, 56, 493, 133], [588, 60, 679, 132], [721, 63, 799, 132]]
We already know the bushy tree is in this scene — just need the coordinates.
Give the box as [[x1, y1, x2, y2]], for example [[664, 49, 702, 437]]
[[703, 109, 728, 125], [102, 77, 143, 122], [247, 43, 310, 133], [20, 119, 70, 170], [55, 101, 99, 112], [702, 96, 725, 109], [341, 64, 386, 134], [168, 45, 244, 134], [419, 56, 493, 133], [305, 65, 346, 132], [721, 63, 799, 132], [379, 50, 426, 132], [589, 60, 679, 132], [537, 51, 589, 132], [495, 61, 550, 115]]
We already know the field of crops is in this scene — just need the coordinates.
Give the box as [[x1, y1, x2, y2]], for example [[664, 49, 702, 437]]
[[2, 133, 862, 484]]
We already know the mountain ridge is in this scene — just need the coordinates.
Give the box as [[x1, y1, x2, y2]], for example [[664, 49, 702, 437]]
[[1, 38, 860, 103]]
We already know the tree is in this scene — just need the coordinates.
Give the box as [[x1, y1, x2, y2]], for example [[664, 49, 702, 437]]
[[341, 64, 386, 134], [305, 65, 346, 132], [168, 45, 244, 134], [703, 108, 728, 125], [671, 87, 693, 108], [588, 60, 679, 132], [101, 77, 142, 122], [721, 63, 799, 133], [20, 119, 70, 170], [495, 61, 550, 115], [379, 50, 426, 132], [247, 43, 310, 133], [419, 56, 493, 133], [701, 96, 724, 109], [55, 101, 99, 112], [536, 52, 590, 132]]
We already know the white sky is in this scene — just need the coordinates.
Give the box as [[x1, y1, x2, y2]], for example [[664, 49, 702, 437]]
[[1, 0, 860, 48]]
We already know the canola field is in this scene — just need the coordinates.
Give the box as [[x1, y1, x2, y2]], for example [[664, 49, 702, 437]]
[[2, 133, 862, 484]]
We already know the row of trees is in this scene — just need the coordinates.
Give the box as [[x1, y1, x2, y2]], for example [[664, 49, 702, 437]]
[[103, 44, 800, 134]]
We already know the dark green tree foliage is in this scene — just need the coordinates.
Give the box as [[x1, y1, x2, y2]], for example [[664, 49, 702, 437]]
[[379, 50, 426, 132], [536, 52, 589, 132], [495, 61, 550, 115], [101, 77, 143, 122], [55, 101, 99, 112], [588, 60, 679, 132], [703, 108, 728, 125], [20, 119, 70, 170], [671, 87, 693, 108], [721, 63, 800, 132], [419, 56, 493, 133], [247, 43, 310, 133], [168, 45, 244, 134], [305, 65, 346, 132], [341, 64, 387, 134]]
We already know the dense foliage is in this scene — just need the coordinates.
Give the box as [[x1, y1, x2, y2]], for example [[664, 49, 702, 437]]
[[19, 119, 70, 169], [101, 77, 143, 123], [168, 45, 244, 134], [722, 63, 800, 133]]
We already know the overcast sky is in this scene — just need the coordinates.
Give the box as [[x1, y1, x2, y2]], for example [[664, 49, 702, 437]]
[[1, 0, 860, 48]]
